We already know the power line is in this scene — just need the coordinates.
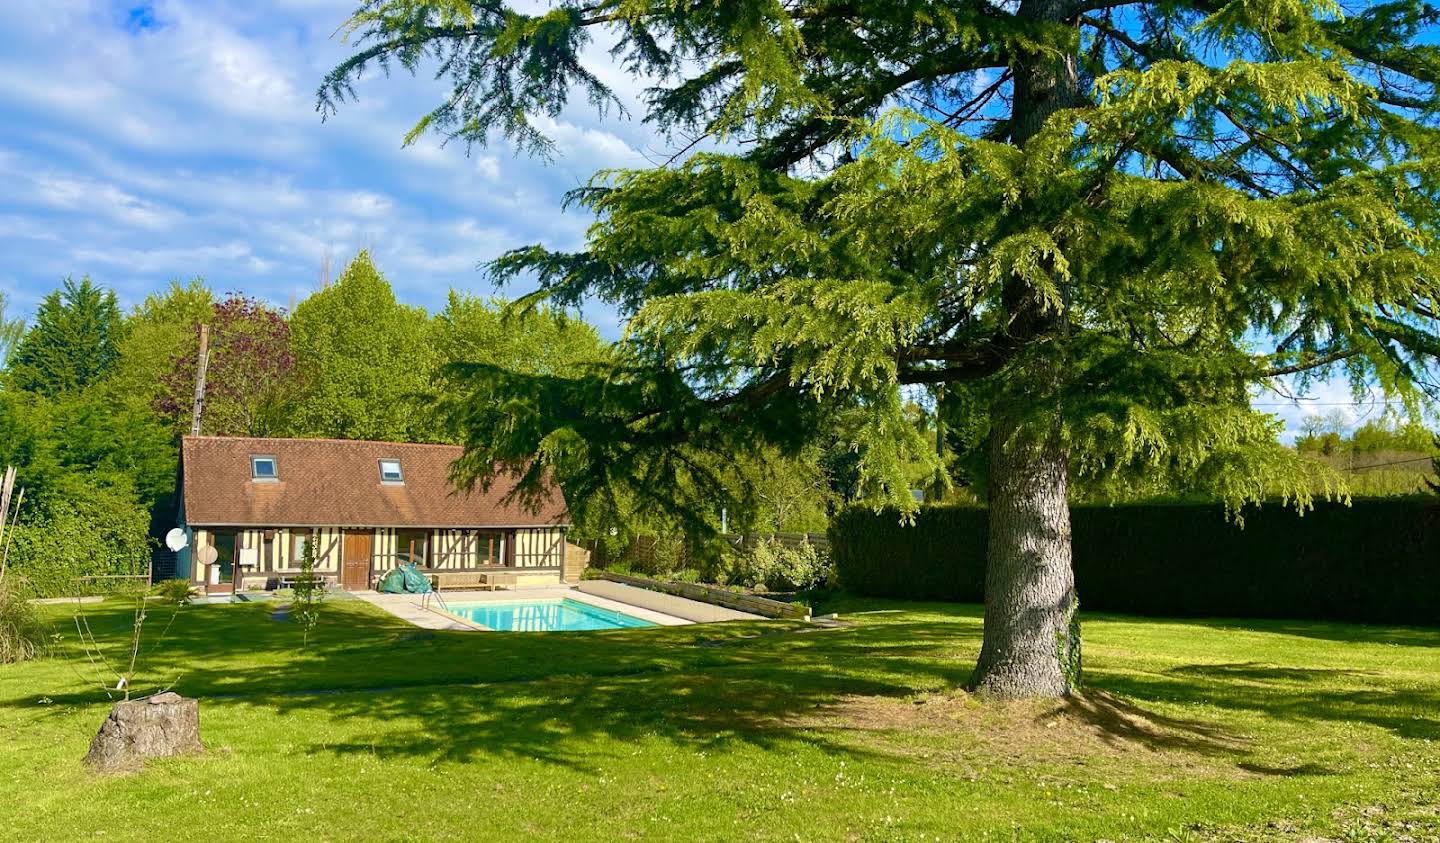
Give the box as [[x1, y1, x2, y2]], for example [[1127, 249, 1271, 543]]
[[1339, 455, 1436, 471], [1251, 400, 1409, 407]]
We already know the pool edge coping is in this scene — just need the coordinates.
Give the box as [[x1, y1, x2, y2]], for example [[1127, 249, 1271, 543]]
[[407, 587, 693, 630]]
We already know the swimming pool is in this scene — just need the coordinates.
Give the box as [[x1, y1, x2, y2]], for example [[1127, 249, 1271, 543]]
[[447, 598, 656, 632]]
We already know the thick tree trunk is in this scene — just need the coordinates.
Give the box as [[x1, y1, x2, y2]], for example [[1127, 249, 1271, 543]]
[[969, 417, 1079, 698], [964, 0, 1084, 699]]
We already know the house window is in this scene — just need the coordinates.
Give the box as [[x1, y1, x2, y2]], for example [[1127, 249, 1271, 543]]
[[251, 455, 277, 481], [395, 529, 428, 565], [291, 528, 312, 563], [475, 530, 504, 566], [379, 459, 403, 483]]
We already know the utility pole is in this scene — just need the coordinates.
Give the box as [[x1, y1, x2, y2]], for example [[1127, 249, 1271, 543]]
[[189, 324, 210, 437]]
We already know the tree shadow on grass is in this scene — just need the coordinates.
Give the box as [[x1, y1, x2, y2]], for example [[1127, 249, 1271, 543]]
[[1234, 761, 1336, 777], [1055, 689, 1253, 758], [245, 616, 992, 772], [15, 599, 1437, 775], [1169, 661, 1383, 682], [9, 601, 986, 770], [288, 665, 914, 772], [1091, 662, 1440, 741], [1161, 617, 1440, 649]]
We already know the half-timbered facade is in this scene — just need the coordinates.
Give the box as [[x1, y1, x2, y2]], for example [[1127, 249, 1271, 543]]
[[172, 436, 571, 593]]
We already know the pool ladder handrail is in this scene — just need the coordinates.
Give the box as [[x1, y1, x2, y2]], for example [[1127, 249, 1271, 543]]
[[421, 587, 449, 614]]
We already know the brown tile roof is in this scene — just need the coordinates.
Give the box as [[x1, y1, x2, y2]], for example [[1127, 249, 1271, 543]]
[[181, 436, 568, 528]]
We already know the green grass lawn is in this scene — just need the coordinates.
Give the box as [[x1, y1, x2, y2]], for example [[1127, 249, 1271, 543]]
[[1, 596, 1437, 842]]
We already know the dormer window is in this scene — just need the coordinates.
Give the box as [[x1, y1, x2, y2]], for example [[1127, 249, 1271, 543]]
[[251, 455, 278, 481], [379, 458, 403, 483]]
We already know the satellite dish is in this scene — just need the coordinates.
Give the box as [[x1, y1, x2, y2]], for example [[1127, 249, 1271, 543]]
[[165, 528, 189, 552], [197, 545, 218, 566]]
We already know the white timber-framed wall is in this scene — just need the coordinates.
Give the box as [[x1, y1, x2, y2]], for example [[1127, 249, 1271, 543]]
[[187, 525, 569, 590]]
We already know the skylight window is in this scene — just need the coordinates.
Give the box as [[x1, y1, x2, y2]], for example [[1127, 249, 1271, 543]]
[[379, 458, 403, 483], [250, 455, 277, 481]]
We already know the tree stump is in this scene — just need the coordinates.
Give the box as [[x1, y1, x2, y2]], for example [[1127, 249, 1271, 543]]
[[84, 692, 203, 772]]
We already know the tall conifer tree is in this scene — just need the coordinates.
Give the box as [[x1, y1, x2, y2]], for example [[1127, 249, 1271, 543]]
[[8, 277, 122, 397], [322, 0, 1440, 697]]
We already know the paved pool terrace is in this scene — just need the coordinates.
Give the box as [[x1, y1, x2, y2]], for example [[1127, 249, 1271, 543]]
[[356, 580, 764, 631]]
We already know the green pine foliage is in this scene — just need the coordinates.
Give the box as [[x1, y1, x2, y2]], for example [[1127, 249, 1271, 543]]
[[322, 0, 1440, 523], [7, 276, 123, 397]]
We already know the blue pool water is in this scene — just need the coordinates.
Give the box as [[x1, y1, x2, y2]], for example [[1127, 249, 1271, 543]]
[[448, 598, 655, 632]]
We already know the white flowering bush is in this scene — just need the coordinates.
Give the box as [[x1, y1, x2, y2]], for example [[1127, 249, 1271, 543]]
[[728, 539, 833, 593]]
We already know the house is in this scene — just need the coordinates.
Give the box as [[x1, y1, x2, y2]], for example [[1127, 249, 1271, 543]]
[[172, 435, 577, 593]]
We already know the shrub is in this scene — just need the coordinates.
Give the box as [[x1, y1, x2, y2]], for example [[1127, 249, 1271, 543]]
[[728, 539, 834, 593], [69, 584, 189, 699], [152, 579, 197, 605], [829, 500, 1440, 625], [628, 534, 688, 577], [830, 507, 988, 602], [0, 579, 46, 664], [8, 479, 152, 598]]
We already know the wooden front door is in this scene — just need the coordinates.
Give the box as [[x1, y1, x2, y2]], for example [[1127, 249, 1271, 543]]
[[341, 530, 373, 591]]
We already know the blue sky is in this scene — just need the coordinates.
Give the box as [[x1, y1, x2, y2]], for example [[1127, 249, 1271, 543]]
[[0, 1, 1417, 440], [0, 0, 665, 337]]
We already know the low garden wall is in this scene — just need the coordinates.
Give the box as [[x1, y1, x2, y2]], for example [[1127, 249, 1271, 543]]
[[830, 499, 1440, 626], [590, 571, 812, 620]]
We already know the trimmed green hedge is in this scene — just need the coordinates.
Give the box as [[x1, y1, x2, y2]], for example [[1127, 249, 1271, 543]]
[[830, 499, 1440, 626]]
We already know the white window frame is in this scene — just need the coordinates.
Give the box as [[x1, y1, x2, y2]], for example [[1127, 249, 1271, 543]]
[[250, 455, 278, 481], [290, 529, 312, 564], [378, 458, 404, 484]]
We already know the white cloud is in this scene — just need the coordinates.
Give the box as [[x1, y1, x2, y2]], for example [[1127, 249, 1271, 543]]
[[336, 190, 394, 218], [0, 215, 63, 243], [1252, 376, 1407, 442], [475, 155, 501, 181], [71, 241, 259, 274], [1, 157, 181, 230], [0, 0, 718, 346]]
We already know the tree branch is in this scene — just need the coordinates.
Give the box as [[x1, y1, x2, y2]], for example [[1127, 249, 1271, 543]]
[[1258, 348, 1360, 378]]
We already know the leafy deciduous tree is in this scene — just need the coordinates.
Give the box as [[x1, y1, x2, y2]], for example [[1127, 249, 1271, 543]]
[[286, 252, 434, 442], [738, 444, 836, 534], [291, 538, 324, 647], [0, 292, 24, 370], [110, 280, 214, 418], [431, 292, 606, 380], [158, 294, 295, 437]]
